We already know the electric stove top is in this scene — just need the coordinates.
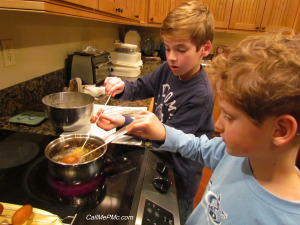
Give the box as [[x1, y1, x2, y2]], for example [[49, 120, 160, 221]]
[[0, 129, 180, 225]]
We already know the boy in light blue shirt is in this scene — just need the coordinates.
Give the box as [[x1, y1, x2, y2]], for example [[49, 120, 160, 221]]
[[126, 30, 300, 224]]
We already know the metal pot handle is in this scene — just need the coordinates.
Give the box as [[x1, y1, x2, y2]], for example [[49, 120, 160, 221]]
[[103, 126, 127, 143]]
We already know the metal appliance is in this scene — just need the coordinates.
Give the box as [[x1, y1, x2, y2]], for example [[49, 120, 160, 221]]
[[70, 51, 110, 84], [0, 129, 180, 225]]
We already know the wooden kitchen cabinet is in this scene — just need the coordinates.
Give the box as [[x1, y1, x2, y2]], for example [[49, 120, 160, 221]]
[[126, 0, 145, 22], [59, 0, 96, 9], [201, 0, 234, 29], [174, 0, 300, 31], [229, 0, 300, 32], [261, 0, 299, 31], [2, 0, 299, 32], [97, 0, 145, 22], [147, 0, 176, 24], [174, 0, 234, 29], [0, 0, 146, 25], [44, 0, 99, 20], [98, 0, 130, 18], [294, 6, 300, 33]]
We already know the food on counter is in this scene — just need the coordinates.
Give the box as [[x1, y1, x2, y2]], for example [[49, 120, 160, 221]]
[[0, 203, 3, 215], [11, 204, 33, 225], [1, 202, 65, 225]]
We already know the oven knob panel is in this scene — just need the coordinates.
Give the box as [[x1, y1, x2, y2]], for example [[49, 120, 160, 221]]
[[156, 162, 168, 176], [142, 199, 174, 225], [152, 176, 171, 193]]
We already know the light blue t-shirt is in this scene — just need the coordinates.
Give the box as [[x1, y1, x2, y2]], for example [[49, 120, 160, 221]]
[[154, 125, 300, 225]]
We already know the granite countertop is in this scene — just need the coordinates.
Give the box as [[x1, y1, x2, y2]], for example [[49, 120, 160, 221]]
[[0, 61, 161, 136], [0, 96, 152, 136]]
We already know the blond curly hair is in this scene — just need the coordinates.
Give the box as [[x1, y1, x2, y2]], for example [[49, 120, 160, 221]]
[[207, 30, 300, 125], [161, 0, 214, 51]]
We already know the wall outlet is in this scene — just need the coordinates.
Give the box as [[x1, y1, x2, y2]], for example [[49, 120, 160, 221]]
[[1, 39, 16, 67]]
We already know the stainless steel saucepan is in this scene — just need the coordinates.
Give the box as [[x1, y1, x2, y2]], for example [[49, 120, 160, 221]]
[[45, 134, 106, 184], [45, 127, 127, 184]]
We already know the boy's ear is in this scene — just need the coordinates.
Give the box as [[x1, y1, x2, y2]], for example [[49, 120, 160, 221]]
[[201, 40, 212, 57], [272, 115, 298, 146]]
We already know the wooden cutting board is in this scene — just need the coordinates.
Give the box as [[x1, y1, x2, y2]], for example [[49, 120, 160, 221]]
[[0, 202, 65, 225]]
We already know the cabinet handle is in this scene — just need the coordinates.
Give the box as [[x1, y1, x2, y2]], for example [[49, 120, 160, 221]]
[[134, 14, 139, 18], [115, 7, 123, 13], [256, 26, 259, 29], [150, 18, 154, 21], [261, 27, 265, 30]]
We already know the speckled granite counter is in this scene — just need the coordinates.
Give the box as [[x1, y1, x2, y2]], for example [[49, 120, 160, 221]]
[[0, 61, 162, 136]]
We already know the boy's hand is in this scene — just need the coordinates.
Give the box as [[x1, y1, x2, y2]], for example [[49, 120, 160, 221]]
[[127, 111, 166, 141], [96, 113, 125, 131], [104, 77, 125, 97]]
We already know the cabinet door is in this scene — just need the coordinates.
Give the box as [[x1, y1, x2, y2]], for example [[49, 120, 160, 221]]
[[174, 0, 233, 29], [294, 7, 300, 33], [61, 0, 96, 9], [126, 0, 145, 22], [148, 0, 175, 24], [98, 0, 130, 18], [261, 0, 300, 31], [175, 0, 187, 7], [201, 0, 234, 28], [229, 0, 266, 31]]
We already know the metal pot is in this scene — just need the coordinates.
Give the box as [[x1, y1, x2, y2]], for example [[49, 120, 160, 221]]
[[45, 134, 106, 184], [42, 92, 94, 131]]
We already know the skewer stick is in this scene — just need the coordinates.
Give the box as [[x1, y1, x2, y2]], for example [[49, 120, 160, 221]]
[[81, 95, 111, 149], [80, 126, 127, 159]]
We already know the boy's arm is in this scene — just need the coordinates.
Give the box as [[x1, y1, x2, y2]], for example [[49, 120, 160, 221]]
[[127, 111, 225, 170], [156, 125, 225, 170], [113, 62, 167, 101]]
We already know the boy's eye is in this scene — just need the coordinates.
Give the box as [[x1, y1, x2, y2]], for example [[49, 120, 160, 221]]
[[221, 111, 233, 122], [224, 114, 233, 121], [177, 49, 187, 53]]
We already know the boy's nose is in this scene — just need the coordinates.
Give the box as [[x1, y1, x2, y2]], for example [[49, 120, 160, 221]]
[[168, 50, 177, 61], [214, 115, 223, 133]]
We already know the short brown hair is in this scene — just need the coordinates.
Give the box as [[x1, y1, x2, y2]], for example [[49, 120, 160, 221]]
[[207, 30, 300, 125], [161, 1, 214, 50]]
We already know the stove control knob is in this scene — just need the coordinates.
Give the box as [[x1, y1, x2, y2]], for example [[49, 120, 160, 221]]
[[156, 162, 168, 176], [153, 177, 171, 193]]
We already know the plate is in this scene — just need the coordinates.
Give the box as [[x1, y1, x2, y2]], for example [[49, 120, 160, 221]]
[[124, 30, 141, 52], [0, 202, 67, 225]]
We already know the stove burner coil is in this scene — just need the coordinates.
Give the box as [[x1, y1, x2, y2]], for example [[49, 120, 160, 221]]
[[24, 156, 106, 207], [48, 173, 104, 198]]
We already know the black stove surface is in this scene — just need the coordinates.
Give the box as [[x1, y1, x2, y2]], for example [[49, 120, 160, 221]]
[[0, 129, 144, 225]]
